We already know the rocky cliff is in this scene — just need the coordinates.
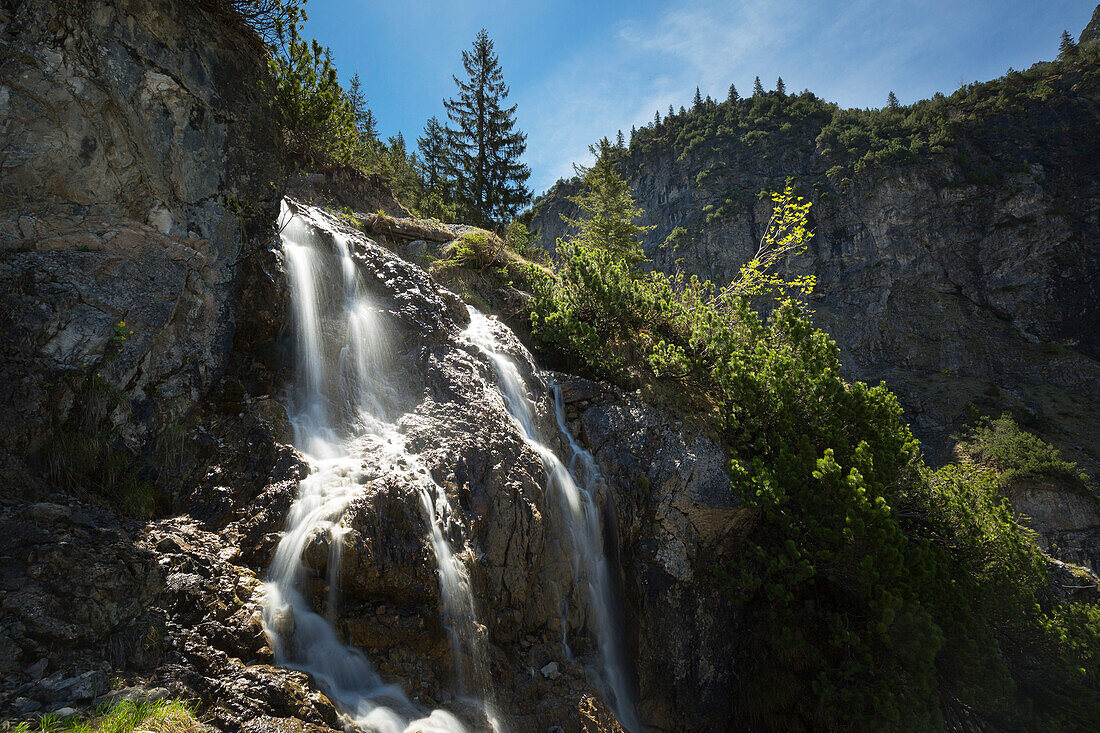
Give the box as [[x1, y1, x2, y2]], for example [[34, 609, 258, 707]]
[[0, 0, 280, 474], [527, 21, 1100, 484]]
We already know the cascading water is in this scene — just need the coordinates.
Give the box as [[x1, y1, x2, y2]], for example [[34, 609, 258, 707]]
[[263, 201, 491, 733], [464, 310, 641, 732]]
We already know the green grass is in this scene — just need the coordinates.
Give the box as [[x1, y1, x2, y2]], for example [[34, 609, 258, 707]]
[[4, 699, 198, 733]]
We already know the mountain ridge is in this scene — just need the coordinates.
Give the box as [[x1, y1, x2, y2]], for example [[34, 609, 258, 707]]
[[526, 15, 1100, 474]]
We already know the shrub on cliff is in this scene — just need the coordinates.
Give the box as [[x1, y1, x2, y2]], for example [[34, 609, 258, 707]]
[[261, 11, 362, 169], [957, 412, 1096, 496]]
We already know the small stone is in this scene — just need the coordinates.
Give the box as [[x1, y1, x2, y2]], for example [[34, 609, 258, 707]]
[[12, 697, 41, 714], [53, 707, 77, 719], [28, 503, 70, 523], [26, 658, 48, 679], [540, 661, 560, 679]]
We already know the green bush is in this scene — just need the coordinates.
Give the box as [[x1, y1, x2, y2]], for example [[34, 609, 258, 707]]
[[958, 413, 1095, 496]]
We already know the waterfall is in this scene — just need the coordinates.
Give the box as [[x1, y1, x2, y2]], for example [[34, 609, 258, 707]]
[[263, 201, 491, 733], [464, 310, 641, 732]]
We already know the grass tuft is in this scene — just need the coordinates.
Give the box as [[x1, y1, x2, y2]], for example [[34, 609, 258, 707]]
[[5, 699, 200, 733]]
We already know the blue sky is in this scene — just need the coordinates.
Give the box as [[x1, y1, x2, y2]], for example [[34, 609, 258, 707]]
[[303, 0, 1096, 195]]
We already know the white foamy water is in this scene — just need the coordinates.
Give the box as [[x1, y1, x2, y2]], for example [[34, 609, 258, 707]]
[[464, 309, 641, 732], [263, 201, 492, 733]]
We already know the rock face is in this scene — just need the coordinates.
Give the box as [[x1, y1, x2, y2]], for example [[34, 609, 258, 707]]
[[1003, 480, 1100, 572], [556, 379, 754, 729], [527, 53, 1100, 478], [0, 0, 279, 471]]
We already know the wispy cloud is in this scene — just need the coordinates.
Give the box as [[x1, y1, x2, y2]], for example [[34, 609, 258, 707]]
[[517, 0, 805, 193], [515, 0, 1076, 195]]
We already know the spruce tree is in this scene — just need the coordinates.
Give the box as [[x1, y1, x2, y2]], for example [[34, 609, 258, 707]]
[[679, 105, 686, 115], [753, 76, 764, 96], [775, 76, 785, 95], [443, 29, 530, 225], [693, 86, 704, 110], [563, 137, 652, 266], [1059, 30, 1079, 59], [417, 116, 449, 193], [345, 73, 380, 164], [728, 83, 740, 102], [887, 90, 900, 109], [383, 133, 423, 207], [616, 129, 625, 148], [653, 109, 661, 126], [668, 104, 674, 118]]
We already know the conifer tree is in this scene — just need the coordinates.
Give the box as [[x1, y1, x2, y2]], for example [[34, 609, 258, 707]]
[[668, 104, 674, 118], [679, 105, 686, 115], [562, 137, 652, 266], [887, 90, 900, 109], [693, 86, 704, 110], [383, 132, 423, 207], [417, 116, 449, 193], [616, 129, 625, 148], [345, 73, 381, 164], [728, 83, 740, 102], [775, 76, 785, 95], [443, 29, 530, 225], [630, 125, 637, 143], [264, 16, 359, 166], [753, 76, 764, 96], [1059, 30, 1079, 59], [653, 109, 661, 126]]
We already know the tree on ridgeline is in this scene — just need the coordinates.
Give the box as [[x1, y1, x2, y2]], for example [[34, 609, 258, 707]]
[[616, 129, 626, 148], [561, 137, 652, 267], [775, 76, 786, 95], [753, 75, 764, 96], [887, 90, 900, 109], [1059, 29, 1079, 59], [653, 110, 661, 126], [380, 132, 424, 206], [728, 83, 740, 102], [693, 86, 704, 110], [443, 29, 530, 226]]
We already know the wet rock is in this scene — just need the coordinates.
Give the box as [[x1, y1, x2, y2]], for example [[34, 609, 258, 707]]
[[27, 503, 71, 524], [34, 670, 108, 704], [557, 376, 754, 730], [540, 661, 561, 679]]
